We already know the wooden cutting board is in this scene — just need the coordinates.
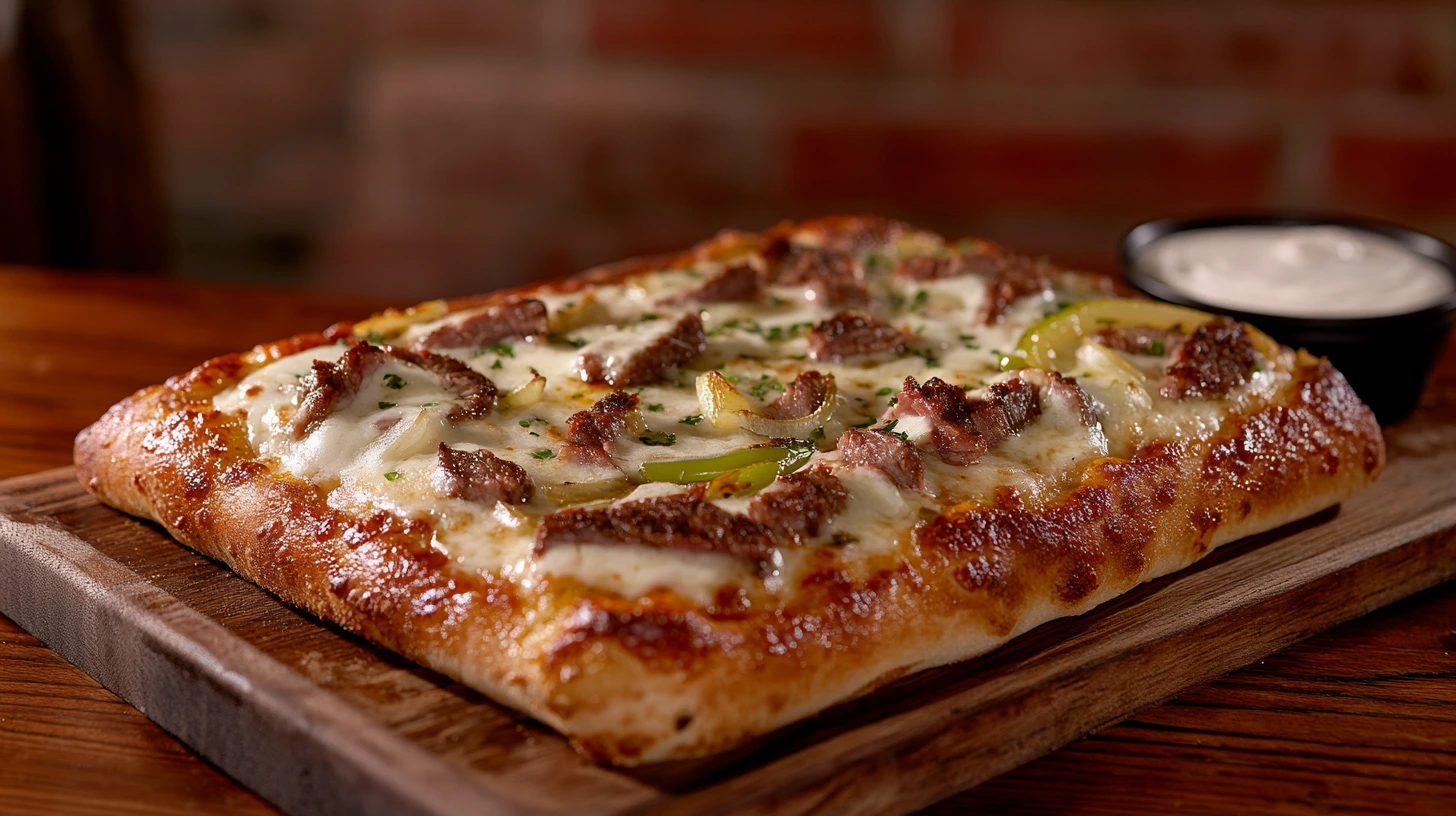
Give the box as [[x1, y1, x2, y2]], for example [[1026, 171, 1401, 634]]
[[2, 411, 1455, 816]]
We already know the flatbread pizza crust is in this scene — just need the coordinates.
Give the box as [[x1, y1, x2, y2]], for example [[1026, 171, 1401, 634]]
[[74, 216, 1384, 764]]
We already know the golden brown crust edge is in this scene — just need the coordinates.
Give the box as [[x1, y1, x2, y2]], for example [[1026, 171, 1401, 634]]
[[74, 217, 1385, 765]]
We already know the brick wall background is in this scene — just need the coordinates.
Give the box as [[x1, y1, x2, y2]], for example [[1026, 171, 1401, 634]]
[[130, 0, 1456, 299]]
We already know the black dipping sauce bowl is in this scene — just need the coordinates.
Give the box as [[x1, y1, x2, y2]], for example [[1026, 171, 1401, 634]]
[[1122, 214, 1456, 425]]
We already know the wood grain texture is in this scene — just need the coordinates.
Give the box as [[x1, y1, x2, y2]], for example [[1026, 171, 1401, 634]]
[[0, 266, 1454, 814], [3, 416, 1455, 814]]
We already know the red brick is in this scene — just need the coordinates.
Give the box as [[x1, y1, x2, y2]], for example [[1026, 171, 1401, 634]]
[[1332, 132, 1456, 215], [949, 2, 1443, 95], [589, 0, 888, 70], [574, 113, 768, 206], [356, 65, 770, 217], [785, 119, 1278, 214], [368, 0, 535, 51]]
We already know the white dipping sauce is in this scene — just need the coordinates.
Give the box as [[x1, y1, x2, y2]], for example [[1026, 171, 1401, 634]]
[[1141, 225, 1454, 318]]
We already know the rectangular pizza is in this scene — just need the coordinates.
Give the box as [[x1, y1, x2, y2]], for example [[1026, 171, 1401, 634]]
[[75, 215, 1384, 764]]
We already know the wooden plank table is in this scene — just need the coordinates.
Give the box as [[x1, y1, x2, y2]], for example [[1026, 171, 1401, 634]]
[[1, 266, 1452, 814]]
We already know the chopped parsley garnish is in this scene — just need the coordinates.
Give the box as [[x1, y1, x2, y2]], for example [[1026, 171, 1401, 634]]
[[365, 331, 384, 345], [769, 295, 785, 307], [382, 373, 406, 390], [747, 374, 786, 400], [863, 252, 890, 273], [1148, 340, 1166, 356], [809, 426, 826, 441], [529, 431, 540, 437], [563, 300, 577, 309], [491, 359, 502, 369], [565, 337, 588, 349], [679, 414, 704, 426], [1095, 317, 1118, 326], [519, 419, 531, 427], [853, 416, 878, 429], [384, 471, 400, 481], [888, 396, 898, 406], [639, 430, 676, 447], [639, 313, 660, 322], [421, 402, 438, 407], [647, 403, 665, 412], [489, 343, 514, 358], [378, 401, 396, 409], [907, 347, 940, 368], [531, 449, 556, 460], [875, 386, 894, 396], [880, 419, 909, 441], [910, 289, 929, 311]]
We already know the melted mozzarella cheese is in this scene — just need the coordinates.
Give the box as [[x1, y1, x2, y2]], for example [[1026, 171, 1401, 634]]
[[211, 243, 1294, 604]]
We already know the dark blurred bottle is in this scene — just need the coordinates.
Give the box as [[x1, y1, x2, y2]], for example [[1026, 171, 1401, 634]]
[[0, 0, 164, 274]]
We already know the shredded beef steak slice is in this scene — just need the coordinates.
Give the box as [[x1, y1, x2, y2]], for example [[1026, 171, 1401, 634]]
[[577, 312, 707, 388], [746, 466, 847, 540], [415, 298, 548, 351], [895, 248, 1050, 323], [1093, 325, 1186, 357], [667, 264, 763, 305], [769, 244, 869, 306], [760, 371, 833, 420], [807, 312, 907, 363], [291, 344, 388, 437], [1159, 318, 1259, 400], [888, 375, 1043, 466], [563, 391, 640, 467], [434, 443, 534, 506], [535, 491, 777, 562], [388, 348, 498, 420], [836, 429, 926, 492], [1017, 369, 1099, 427]]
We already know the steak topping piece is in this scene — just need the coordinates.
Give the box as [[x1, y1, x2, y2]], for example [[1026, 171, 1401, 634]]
[[1158, 317, 1259, 400], [897, 248, 1050, 323], [575, 312, 707, 387], [415, 298, 548, 351], [761, 371, 834, 420], [887, 375, 1042, 466], [1016, 369, 1099, 427], [387, 348, 498, 421], [534, 490, 777, 563], [836, 429, 926, 492], [434, 443, 534, 506], [806, 312, 907, 363], [563, 391, 640, 467], [291, 344, 387, 437], [746, 466, 848, 541], [1093, 325, 1186, 357], [768, 244, 869, 306], [665, 264, 763, 305]]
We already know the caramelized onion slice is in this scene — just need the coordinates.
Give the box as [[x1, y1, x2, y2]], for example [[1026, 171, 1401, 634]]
[[695, 370, 838, 438], [499, 372, 547, 410], [353, 300, 449, 342], [696, 371, 751, 430]]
